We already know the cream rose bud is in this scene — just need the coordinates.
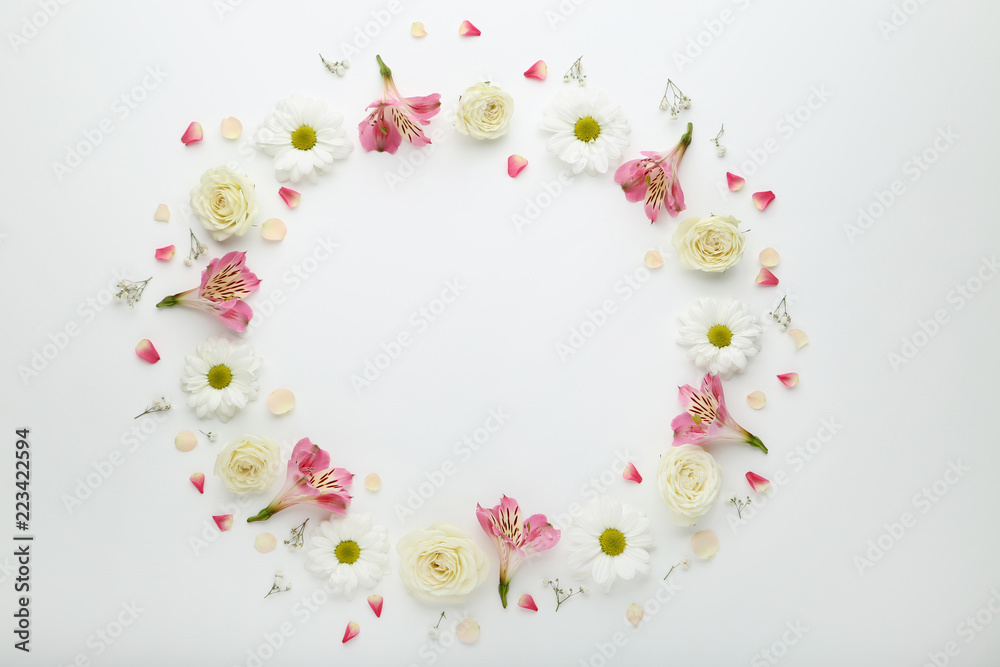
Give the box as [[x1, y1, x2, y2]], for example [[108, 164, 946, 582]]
[[214, 435, 280, 494], [454, 83, 514, 140], [657, 444, 723, 526], [672, 214, 746, 272], [190, 166, 259, 242], [397, 523, 490, 604]]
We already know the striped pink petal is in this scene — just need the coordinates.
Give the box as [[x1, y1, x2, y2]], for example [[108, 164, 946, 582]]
[[279, 187, 300, 209], [777, 372, 799, 388], [753, 190, 775, 210], [155, 245, 175, 261], [726, 172, 745, 191], [523, 60, 547, 80], [181, 122, 203, 145], [622, 462, 642, 484], [518, 594, 538, 612], [213, 514, 233, 531], [507, 154, 528, 177], [342, 621, 360, 643], [746, 471, 770, 493], [459, 20, 481, 36], [367, 594, 383, 618], [135, 339, 160, 363], [755, 268, 779, 285]]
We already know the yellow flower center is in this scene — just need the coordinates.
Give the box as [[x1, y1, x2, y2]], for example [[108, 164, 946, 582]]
[[291, 125, 317, 150], [574, 116, 601, 143], [599, 528, 626, 556], [707, 325, 733, 348], [207, 364, 232, 389], [335, 540, 361, 564]]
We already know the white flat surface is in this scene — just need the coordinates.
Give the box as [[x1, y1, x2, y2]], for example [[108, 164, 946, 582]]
[[2, 1, 999, 665]]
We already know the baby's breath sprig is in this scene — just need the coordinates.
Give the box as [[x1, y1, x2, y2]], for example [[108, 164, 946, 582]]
[[284, 518, 309, 549], [543, 578, 586, 611], [428, 612, 447, 640], [730, 495, 752, 519], [663, 559, 690, 580], [563, 56, 586, 86], [185, 229, 208, 266], [200, 430, 218, 442], [769, 296, 792, 330], [114, 276, 152, 308], [658, 79, 691, 119], [265, 570, 292, 598], [134, 397, 171, 420], [319, 53, 350, 76]]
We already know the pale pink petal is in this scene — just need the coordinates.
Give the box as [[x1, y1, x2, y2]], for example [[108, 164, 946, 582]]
[[342, 621, 360, 643], [410, 21, 427, 37], [626, 603, 644, 627], [507, 154, 528, 178], [518, 594, 538, 612], [279, 187, 300, 209], [220, 117, 242, 140], [622, 462, 642, 484], [523, 60, 547, 80], [155, 245, 175, 261], [153, 203, 170, 222], [364, 473, 382, 492], [746, 391, 766, 410], [181, 122, 203, 145], [746, 471, 771, 493], [261, 218, 287, 241], [367, 594, 383, 618], [175, 431, 197, 452], [755, 268, 779, 285], [644, 250, 664, 269], [759, 247, 780, 268], [267, 388, 295, 415], [213, 514, 233, 532], [726, 172, 745, 192], [788, 329, 809, 349], [455, 618, 480, 643], [190, 472, 205, 493], [753, 190, 776, 211], [135, 339, 160, 363], [458, 20, 481, 36], [777, 372, 799, 388], [254, 533, 277, 553], [691, 530, 719, 559]]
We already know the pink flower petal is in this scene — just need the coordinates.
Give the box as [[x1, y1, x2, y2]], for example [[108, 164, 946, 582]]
[[254, 533, 277, 553], [755, 268, 779, 285], [752, 190, 775, 211], [410, 21, 427, 37], [181, 122, 203, 145], [279, 187, 300, 209], [367, 594, 383, 618], [155, 245, 176, 261], [220, 117, 242, 140], [518, 594, 538, 612], [626, 603, 644, 627], [455, 618, 480, 643], [213, 514, 233, 532], [759, 247, 779, 268], [507, 154, 528, 178], [746, 391, 766, 410], [175, 431, 197, 452], [691, 530, 719, 559], [622, 462, 642, 484], [644, 250, 664, 269], [267, 388, 295, 415], [153, 203, 170, 222], [746, 471, 771, 493], [135, 339, 160, 363], [788, 329, 809, 349], [726, 172, 745, 192], [364, 473, 382, 492], [342, 621, 360, 643], [261, 218, 287, 241], [458, 20, 481, 36], [777, 372, 799, 388], [190, 472, 205, 493], [523, 60, 547, 80]]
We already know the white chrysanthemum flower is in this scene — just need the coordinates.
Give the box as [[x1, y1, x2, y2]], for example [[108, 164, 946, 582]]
[[181, 338, 261, 423], [306, 513, 391, 599], [539, 88, 630, 175], [255, 93, 354, 183], [566, 496, 653, 592], [677, 298, 762, 379]]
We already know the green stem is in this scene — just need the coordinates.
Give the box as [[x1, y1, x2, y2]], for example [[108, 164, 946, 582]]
[[246, 507, 273, 523], [156, 294, 178, 308], [376, 54, 390, 78], [680, 122, 693, 146], [746, 435, 768, 454], [499, 581, 509, 609]]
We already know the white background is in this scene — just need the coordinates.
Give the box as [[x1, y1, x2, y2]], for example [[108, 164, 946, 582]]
[[2, 0, 999, 665]]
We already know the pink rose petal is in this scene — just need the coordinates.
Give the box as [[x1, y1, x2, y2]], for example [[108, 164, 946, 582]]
[[155, 245, 176, 261], [523, 60, 547, 80], [507, 154, 528, 178], [759, 247, 779, 268], [726, 172, 745, 192], [364, 473, 382, 492], [746, 471, 771, 493], [181, 122, 203, 145], [788, 329, 809, 349], [175, 431, 197, 452], [135, 339, 160, 363], [459, 20, 481, 36], [777, 372, 799, 388], [153, 203, 170, 222], [622, 462, 642, 484], [261, 218, 287, 241], [213, 514, 233, 532], [752, 190, 775, 211], [190, 472, 205, 493], [411, 21, 427, 37], [518, 594, 538, 612], [755, 268, 779, 285], [342, 621, 360, 643], [267, 388, 295, 415], [254, 533, 277, 553], [367, 594, 383, 618], [279, 187, 300, 209], [691, 530, 719, 559], [746, 391, 766, 410], [626, 603, 644, 627], [455, 618, 480, 643], [220, 117, 242, 140]]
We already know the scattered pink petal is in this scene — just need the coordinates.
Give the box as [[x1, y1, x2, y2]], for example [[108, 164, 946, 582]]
[[153, 203, 170, 222], [726, 172, 745, 192], [175, 431, 197, 452], [364, 473, 382, 492], [518, 594, 538, 612], [410, 21, 427, 37], [220, 117, 242, 140], [213, 514, 233, 532], [190, 472, 205, 493], [254, 533, 277, 553], [691, 530, 719, 559], [267, 388, 295, 415], [626, 603, 644, 627], [279, 187, 300, 209], [746, 471, 771, 493], [759, 247, 780, 268], [181, 122, 203, 145], [622, 462, 642, 484], [777, 372, 800, 388], [135, 339, 160, 364], [342, 621, 360, 643], [746, 391, 766, 410], [753, 190, 776, 211], [788, 329, 809, 349], [644, 250, 664, 269], [367, 594, 383, 618], [458, 20, 481, 36], [507, 154, 528, 178], [155, 245, 176, 261], [523, 60, 547, 80], [755, 268, 779, 285], [455, 618, 480, 643], [261, 218, 287, 241]]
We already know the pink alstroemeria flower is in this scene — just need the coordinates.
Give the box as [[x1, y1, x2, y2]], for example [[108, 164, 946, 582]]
[[476, 496, 560, 608], [671, 373, 767, 453], [248, 437, 353, 523], [358, 55, 441, 154], [156, 251, 260, 332], [614, 122, 692, 223]]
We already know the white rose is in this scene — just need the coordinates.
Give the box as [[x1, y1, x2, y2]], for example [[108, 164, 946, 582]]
[[454, 83, 514, 140], [672, 214, 746, 272], [397, 523, 490, 603], [214, 434, 280, 494], [190, 166, 259, 242], [657, 444, 722, 526]]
